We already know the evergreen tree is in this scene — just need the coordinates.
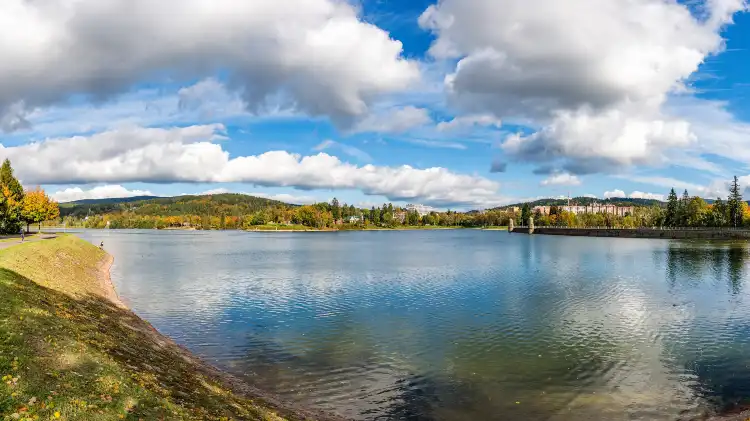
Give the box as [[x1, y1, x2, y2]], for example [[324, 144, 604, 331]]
[[678, 189, 690, 226], [729, 176, 743, 228], [369, 206, 376, 224], [331, 197, 341, 221], [521, 203, 531, 226], [0, 159, 24, 234], [665, 188, 678, 227]]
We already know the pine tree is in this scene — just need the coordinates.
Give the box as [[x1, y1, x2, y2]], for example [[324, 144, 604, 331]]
[[677, 189, 690, 226], [331, 197, 341, 222], [666, 188, 678, 227], [0, 159, 24, 234], [521, 203, 531, 226], [729, 176, 743, 228]]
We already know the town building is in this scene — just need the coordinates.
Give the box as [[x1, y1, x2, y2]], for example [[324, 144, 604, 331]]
[[406, 204, 433, 217], [532, 204, 634, 217]]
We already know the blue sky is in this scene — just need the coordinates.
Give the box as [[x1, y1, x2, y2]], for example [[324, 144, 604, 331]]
[[1, 0, 750, 209]]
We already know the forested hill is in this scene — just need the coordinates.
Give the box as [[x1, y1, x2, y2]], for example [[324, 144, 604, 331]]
[[498, 196, 663, 209], [60, 193, 290, 219], [67, 195, 160, 205]]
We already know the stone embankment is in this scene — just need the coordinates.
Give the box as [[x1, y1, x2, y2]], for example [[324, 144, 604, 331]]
[[510, 227, 750, 240]]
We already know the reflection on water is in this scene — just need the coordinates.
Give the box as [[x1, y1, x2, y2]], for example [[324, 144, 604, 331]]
[[75, 230, 750, 420]]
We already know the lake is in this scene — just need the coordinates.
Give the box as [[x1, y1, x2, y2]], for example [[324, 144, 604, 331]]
[[75, 229, 750, 420]]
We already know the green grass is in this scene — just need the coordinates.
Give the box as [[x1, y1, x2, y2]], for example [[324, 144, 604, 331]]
[[0, 236, 304, 421]]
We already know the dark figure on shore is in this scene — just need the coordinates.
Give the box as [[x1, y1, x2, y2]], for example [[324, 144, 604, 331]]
[[100, 241, 104, 249]]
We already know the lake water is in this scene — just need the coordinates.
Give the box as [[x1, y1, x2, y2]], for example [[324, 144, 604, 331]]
[[76, 229, 750, 420]]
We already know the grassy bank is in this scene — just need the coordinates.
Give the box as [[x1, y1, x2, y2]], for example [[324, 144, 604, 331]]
[[0, 236, 331, 421]]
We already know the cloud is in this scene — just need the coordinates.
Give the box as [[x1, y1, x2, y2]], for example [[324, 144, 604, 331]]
[[0, 0, 419, 130], [629, 191, 665, 201], [403, 139, 467, 150], [540, 173, 581, 186], [583, 194, 597, 198], [490, 160, 507, 173], [251, 192, 318, 205], [436, 114, 502, 132], [352, 106, 432, 134], [4, 125, 504, 208], [419, 0, 746, 173], [604, 189, 627, 199], [50, 185, 154, 203], [603, 189, 665, 201], [313, 139, 372, 162], [503, 108, 695, 174], [616, 175, 708, 193]]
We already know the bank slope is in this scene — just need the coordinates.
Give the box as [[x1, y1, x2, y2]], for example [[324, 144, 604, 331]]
[[0, 236, 332, 421]]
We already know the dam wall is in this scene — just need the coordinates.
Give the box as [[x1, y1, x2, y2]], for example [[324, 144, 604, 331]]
[[510, 227, 750, 240]]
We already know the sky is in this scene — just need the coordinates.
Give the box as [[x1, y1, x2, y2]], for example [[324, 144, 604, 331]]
[[2, 0, 750, 210]]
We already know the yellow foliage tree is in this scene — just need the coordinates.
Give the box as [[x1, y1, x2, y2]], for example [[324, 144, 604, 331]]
[[21, 187, 59, 232]]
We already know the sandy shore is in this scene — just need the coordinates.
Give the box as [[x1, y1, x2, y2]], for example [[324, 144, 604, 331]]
[[97, 253, 127, 309]]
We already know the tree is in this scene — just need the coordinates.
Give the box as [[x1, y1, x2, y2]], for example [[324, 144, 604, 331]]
[[331, 198, 341, 222], [710, 198, 728, 227], [521, 203, 531, 226], [666, 188, 678, 227], [369, 207, 376, 224], [21, 187, 58, 232], [0, 159, 24, 234], [407, 210, 420, 226], [729, 176, 743, 228], [685, 197, 708, 227]]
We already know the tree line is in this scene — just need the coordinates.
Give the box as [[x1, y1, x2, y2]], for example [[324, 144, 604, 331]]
[[518, 176, 750, 229], [0, 160, 60, 234]]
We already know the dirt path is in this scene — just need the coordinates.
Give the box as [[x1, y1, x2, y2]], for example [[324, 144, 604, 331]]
[[0, 234, 57, 250]]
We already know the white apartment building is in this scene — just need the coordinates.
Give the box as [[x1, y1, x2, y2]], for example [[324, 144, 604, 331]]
[[406, 204, 433, 217], [532, 204, 634, 217]]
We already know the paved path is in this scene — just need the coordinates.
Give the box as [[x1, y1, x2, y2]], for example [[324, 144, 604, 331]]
[[0, 234, 57, 250]]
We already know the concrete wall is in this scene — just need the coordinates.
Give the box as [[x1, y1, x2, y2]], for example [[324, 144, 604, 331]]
[[510, 227, 750, 240]]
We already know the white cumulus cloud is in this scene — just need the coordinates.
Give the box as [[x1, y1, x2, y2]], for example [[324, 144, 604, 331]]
[[3, 125, 504, 208], [629, 191, 666, 201], [604, 189, 627, 199], [51, 185, 154, 203], [0, 0, 419, 129], [419, 0, 746, 173], [540, 173, 581, 186], [603, 189, 665, 201]]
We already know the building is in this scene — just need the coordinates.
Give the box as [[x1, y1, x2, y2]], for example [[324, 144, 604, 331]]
[[406, 204, 433, 217], [394, 211, 407, 224], [532, 204, 634, 217], [348, 215, 361, 223]]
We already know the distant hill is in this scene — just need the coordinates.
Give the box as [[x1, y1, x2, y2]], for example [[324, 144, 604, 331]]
[[59, 193, 292, 219], [496, 196, 663, 210], [64, 196, 161, 205]]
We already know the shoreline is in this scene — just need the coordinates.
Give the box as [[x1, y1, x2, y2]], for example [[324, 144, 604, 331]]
[[94, 247, 348, 421], [510, 227, 750, 240]]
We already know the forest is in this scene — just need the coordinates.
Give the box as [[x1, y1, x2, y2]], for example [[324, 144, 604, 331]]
[[59, 177, 750, 231]]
